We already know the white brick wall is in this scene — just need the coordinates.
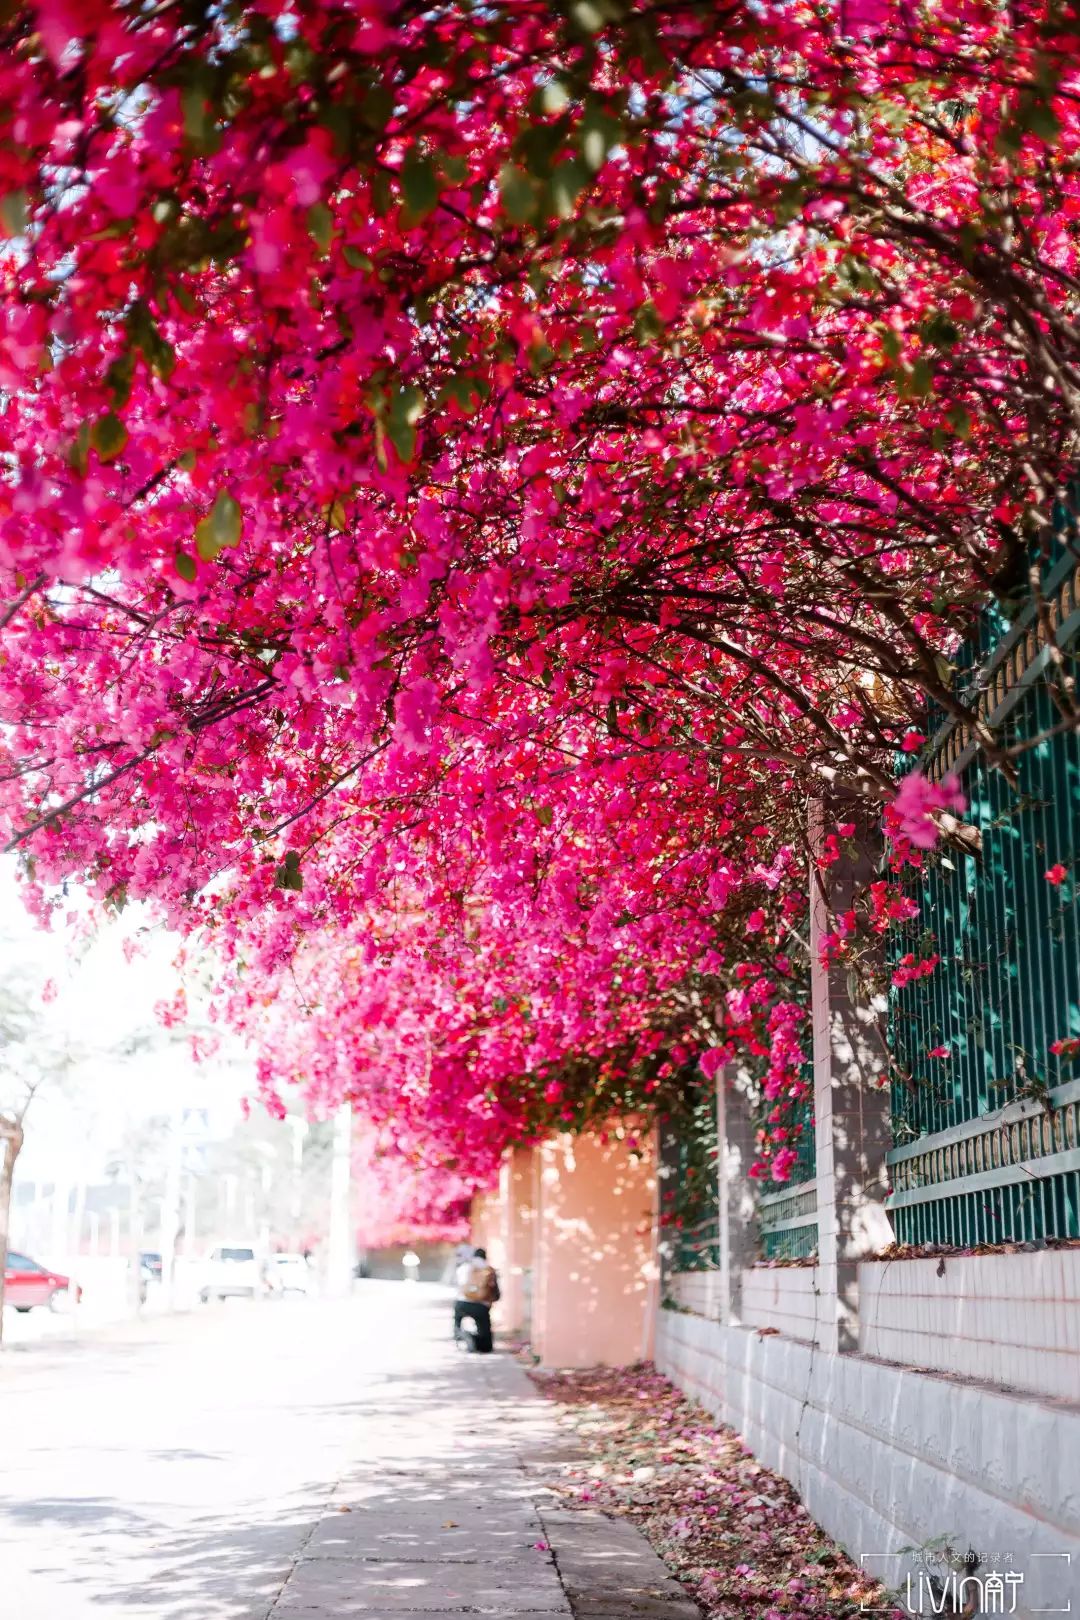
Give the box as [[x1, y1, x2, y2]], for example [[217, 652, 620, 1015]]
[[656, 1308, 1080, 1620], [859, 1250, 1080, 1402], [741, 1265, 822, 1342], [666, 1270, 722, 1319]]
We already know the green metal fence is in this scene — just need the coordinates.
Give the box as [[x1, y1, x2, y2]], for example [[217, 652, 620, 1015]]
[[658, 1083, 719, 1273], [888, 526, 1080, 1246], [757, 1079, 818, 1260]]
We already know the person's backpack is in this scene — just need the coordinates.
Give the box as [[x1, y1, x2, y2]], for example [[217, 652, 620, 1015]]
[[462, 1262, 500, 1304]]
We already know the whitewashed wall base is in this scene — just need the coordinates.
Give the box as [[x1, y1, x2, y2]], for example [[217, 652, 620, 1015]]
[[656, 1307, 1080, 1619]]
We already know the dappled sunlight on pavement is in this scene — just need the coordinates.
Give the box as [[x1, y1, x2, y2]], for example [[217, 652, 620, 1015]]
[[0, 1283, 699, 1618]]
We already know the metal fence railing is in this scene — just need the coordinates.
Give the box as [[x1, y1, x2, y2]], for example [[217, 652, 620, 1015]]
[[658, 1082, 719, 1277], [757, 1079, 818, 1260], [889, 518, 1080, 1247], [661, 1053, 819, 1275], [887, 1078, 1080, 1245]]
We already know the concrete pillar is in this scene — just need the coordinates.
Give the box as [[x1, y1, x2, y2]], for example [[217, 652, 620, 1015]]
[[717, 1067, 760, 1323], [468, 1187, 504, 1269], [809, 802, 895, 1352], [531, 1123, 658, 1369], [499, 1145, 535, 1336]]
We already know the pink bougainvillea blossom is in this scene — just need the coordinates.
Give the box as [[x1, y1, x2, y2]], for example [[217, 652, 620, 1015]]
[[0, 0, 1063, 1206], [888, 774, 967, 852]]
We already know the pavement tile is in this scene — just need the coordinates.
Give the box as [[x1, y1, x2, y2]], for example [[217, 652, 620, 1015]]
[[306, 1520, 543, 1562], [330, 1487, 540, 1516], [276, 1612, 571, 1619], [274, 1555, 567, 1613], [570, 1599, 699, 1619], [559, 1571, 692, 1602], [537, 1510, 622, 1532]]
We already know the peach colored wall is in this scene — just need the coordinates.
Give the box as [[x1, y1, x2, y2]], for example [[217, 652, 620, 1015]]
[[531, 1125, 658, 1369], [469, 1188, 505, 1272], [500, 1144, 535, 1335]]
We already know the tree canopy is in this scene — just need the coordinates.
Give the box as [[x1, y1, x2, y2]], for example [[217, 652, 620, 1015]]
[[1, 0, 1078, 1197]]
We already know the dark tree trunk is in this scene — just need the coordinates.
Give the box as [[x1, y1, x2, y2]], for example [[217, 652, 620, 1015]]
[[0, 1120, 25, 1345]]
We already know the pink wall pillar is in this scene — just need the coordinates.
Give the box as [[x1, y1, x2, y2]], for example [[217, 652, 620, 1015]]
[[499, 1145, 535, 1336], [531, 1125, 658, 1369], [469, 1188, 505, 1273]]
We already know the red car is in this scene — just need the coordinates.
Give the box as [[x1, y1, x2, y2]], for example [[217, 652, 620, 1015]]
[[3, 1250, 81, 1313]]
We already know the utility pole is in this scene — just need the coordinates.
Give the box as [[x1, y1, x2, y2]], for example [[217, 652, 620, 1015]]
[[127, 1171, 143, 1312], [326, 1103, 353, 1296], [182, 1175, 197, 1259], [159, 1111, 182, 1310], [50, 1176, 70, 1266], [287, 1115, 308, 1245]]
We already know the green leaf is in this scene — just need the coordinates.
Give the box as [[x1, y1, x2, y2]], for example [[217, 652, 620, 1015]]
[[194, 490, 243, 562], [921, 310, 959, 350], [360, 83, 395, 132], [933, 653, 954, 688], [400, 152, 439, 219], [371, 170, 393, 217], [436, 150, 469, 186], [500, 164, 538, 225], [385, 385, 425, 464], [0, 190, 28, 238], [91, 412, 129, 463], [441, 374, 482, 415], [273, 849, 304, 892], [910, 357, 934, 396], [518, 120, 569, 179], [106, 350, 136, 408], [1020, 94, 1061, 143], [579, 99, 622, 172], [174, 550, 198, 583], [537, 79, 571, 116], [308, 201, 334, 251], [180, 78, 219, 155], [572, 0, 608, 30], [877, 326, 903, 362], [535, 805, 554, 827], [67, 421, 92, 476], [551, 157, 588, 218], [634, 301, 664, 343], [946, 403, 973, 440], [127, 301, 175, 380]]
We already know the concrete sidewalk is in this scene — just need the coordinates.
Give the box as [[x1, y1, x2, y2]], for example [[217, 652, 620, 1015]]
[[267, 1292, 700, 1619]]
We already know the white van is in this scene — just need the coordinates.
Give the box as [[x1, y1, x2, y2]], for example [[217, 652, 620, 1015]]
[[271, 1252, 310, 1295], [199, 1243, 264, 1302]]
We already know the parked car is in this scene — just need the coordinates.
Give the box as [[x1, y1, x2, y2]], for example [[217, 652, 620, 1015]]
[[271, 1253, 310, 1295], [139, 1250, 163, 1281], [199, 1244, 264, 1303], [3, 1250, 82, 1313]]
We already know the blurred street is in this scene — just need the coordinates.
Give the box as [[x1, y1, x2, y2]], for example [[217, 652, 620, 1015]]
[[0, 1283, 565, 1620]]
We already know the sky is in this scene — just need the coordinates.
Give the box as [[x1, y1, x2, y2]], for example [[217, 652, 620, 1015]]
[[0, 857, 254, 1180]]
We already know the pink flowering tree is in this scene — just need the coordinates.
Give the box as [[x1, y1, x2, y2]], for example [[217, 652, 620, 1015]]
[[1, 1, 1077, 1197]]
